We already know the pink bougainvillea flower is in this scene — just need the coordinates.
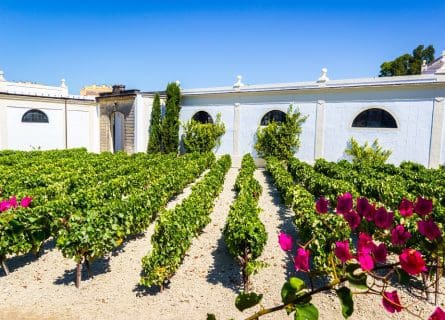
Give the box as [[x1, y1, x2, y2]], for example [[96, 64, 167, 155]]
[[20, 196, 32, 208], [399, 248, 427, 275], [373, 243, 387, 263], [391, 225, 412, 246], [363, 203, 376, 222], [334, 240, 353, 263], [358, 232, 376, 254], [315, 196, 329, 214], [429, 307, 445, 320], [343, 210, 361, 230], [336, 192, 353, 214], [382, 290, 402, 313], [278, 232, 293, 251], [294, 248, 310, 272], [398, 198, 414, 217], [414, 197, 433, 217], [9, 196, 18, 208], [418, 219, 441, 241], [0, 199, 11, 212], [374, 207, 394, 229], [356, 197, 370, 218], [357, 252, 374, 271]]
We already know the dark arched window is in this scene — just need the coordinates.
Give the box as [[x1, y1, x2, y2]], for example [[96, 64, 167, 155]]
[[260, 110, 286, 125], [22, 109, 49, 123], [192, 111, 213, 124], [352, 108, 397, 128]]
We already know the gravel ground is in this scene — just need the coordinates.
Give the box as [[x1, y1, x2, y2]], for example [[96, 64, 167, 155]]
[[0, 168, 442, 320]]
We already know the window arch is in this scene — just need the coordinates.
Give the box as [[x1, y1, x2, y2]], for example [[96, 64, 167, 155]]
[[192, 111, 213, 124], [260, 110, 286, 126], [352, 108, 397, 128], [21, 109, 49, 123]]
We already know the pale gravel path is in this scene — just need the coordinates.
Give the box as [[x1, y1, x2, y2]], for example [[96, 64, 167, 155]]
[[0, 167, 442, 320]]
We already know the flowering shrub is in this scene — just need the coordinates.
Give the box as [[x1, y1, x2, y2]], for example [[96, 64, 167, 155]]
[[235, 194, 445, 319]]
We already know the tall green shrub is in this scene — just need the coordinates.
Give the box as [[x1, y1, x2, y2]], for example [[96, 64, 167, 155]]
[[254, 106, 307, 160], [345, 137, 392, 166], [161, 82, 181, 153], [182, 113, 225, 153], [147, 93, 162, 153]]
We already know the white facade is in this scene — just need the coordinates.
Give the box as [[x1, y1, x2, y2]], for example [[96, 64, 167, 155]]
[[0, 71, 98, 152], [2, 51, 445, 168]]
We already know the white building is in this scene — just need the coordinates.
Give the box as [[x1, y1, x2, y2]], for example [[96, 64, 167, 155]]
[[1, 51, 445, 167], [0, 71, 97, 152]]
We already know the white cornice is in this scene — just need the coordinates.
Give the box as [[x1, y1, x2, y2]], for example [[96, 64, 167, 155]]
[[181, 74, 445, 96]]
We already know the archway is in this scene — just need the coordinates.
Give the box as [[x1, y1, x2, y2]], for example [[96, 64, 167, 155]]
[[260, 110, 286, 125]]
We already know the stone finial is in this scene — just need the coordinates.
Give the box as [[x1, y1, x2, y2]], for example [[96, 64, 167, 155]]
[[0, 70, 5, 81], [61, 78, 67, 88], [317, 68, 329, 83], [233, 75, 244, 89], [175, 80, 181, 87], [421, 60, 428, 73]]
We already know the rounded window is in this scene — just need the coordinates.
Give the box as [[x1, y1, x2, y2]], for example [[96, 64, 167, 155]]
[[260, 110, 286, 125], [192, 111, 213, 124], [22, 109, 49, 123], [352, 108, 397, 128]]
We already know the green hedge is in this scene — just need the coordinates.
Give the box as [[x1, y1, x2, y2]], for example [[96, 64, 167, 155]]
[[140, 155, 231, 288], [223, 154, 267, 291]]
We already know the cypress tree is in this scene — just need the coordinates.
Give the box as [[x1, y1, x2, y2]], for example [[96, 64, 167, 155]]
[[147, 93, 162, 153], [161, 82, 181, 153]]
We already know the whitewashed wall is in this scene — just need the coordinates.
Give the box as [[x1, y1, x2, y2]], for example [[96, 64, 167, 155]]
[[0, 95, 96, 151], [180, 85, 445, 167]]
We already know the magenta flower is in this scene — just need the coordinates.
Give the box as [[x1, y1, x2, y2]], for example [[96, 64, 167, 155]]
[[336, 192, 353, 214], [0, 200, 10, 212], [357, 252, 374, 271], [363, 203, 376, 222], [429, 307, 445, 320], [399, 248, 427, 275], [334, 240, 353, 263], [356, 197, 370, 218], [414, 197, 433, 217], [391, 225, 412, 246], [9, 196, 18, 208], [294, 248, 310, 272], [373, 243, 387, 263], [418, 219, 441, 241], [315, 196, 329, 214], [20, 196, 32, 208], [374, 207, 394, 229], [382, 290, 402, 313], [398, 198, 413, 217], [343, 210, 361, 230], [278, 232, 293, 251], [358, 232, 376, 254]]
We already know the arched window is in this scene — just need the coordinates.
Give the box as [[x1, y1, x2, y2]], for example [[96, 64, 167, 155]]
[[260, 110, 286, 125], [21, 109, 49, 123], [192, 111, 213, 124], [352, 108, 397, 128]]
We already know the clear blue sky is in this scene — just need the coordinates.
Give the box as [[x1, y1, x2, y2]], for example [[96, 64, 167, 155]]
[[0, 0, 444, 93]]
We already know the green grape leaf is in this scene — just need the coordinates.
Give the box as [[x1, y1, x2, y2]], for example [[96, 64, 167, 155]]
[[235, 292, 263, 312], [336, 287, 354, 318]]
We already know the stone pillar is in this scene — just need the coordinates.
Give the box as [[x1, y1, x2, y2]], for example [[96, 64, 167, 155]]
[[428, 97, 444, 168], [314, 100, 325, 160], [0, 103, 7, 149], [233, 103, 240, 156]]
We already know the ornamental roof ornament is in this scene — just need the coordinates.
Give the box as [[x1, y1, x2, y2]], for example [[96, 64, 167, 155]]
[[233, 75, 245, 90], [317, 68, 329, 83], [0, 70, 5, 81]]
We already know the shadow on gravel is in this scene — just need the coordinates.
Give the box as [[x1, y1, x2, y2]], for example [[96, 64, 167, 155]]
[[206, 236, 241, 293], [0, 238, 55, 276], [262, 170, 297, 279], [54, 232, 146, 286]]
